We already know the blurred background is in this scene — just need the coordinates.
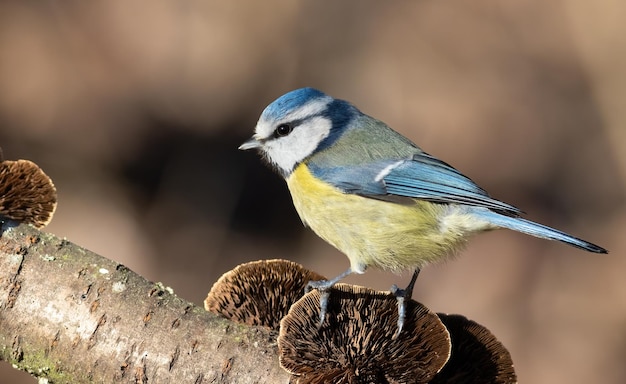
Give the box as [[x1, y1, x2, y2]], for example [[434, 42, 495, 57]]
[[0, 0, 624, 382]]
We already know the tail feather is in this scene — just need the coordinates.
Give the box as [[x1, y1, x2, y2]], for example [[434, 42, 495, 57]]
[[474, 210, 607, 254]]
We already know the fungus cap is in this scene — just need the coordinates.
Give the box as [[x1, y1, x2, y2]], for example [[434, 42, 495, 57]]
[[205, 259, 325, 330]]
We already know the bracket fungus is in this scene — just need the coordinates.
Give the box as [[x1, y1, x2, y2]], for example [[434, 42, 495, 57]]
[[278, 284, 451, 384], [207, 261, 516, 383], [0, 159, 57, 228], [430, 314, 517, 384], [204, 259, 325, 330]]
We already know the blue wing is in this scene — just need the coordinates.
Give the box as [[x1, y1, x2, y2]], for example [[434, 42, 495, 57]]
[[307, 152, 521, 215]]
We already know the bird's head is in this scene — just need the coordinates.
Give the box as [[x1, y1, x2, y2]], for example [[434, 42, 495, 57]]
[[239, 88, 356, 177]]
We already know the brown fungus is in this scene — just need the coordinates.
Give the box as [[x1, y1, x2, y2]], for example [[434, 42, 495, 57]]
[[204, 259, 325, 330], [0, 159, 57, 228], [429, 314, 517, 384], [278, 284, 451, 384]]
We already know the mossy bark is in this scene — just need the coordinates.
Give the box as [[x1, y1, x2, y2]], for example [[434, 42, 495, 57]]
[[0, 222, 290, 383]]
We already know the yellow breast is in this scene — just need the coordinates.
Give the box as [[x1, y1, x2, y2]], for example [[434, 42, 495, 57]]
[[286, 164, 477, 273]]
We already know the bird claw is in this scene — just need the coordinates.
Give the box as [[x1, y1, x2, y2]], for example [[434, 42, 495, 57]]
[[305, 279, 334, 328], [305, 279, 330, 293], [390, 284, 409, 339], [390, 269, 421, 339], [304, 268, 355, 328]]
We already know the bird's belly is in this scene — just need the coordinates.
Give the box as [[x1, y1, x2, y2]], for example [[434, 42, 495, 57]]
[[286, 165, 479, 273]]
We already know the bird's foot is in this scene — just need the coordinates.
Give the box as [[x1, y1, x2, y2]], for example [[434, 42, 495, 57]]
[[389, 269, 421, 339], [305, 279, 335, 327], [305, 267, 354, 328], [390, 284, 410, 339]]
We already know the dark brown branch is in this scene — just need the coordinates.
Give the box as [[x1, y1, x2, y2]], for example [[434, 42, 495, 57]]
[[0, 222, 291, 383]]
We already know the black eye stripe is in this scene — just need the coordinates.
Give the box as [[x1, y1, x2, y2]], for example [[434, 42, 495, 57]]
[[270, 115, 319, 139], [274, 123, 293, 137]]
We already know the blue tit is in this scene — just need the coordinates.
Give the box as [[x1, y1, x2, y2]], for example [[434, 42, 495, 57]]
[[239, 87, 607, 334]]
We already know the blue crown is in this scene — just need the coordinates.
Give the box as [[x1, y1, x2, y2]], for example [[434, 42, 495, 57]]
[[261, 88, 327, 121]]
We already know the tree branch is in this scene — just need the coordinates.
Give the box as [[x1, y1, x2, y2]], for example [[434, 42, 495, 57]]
[[0, 222, 291, 383]]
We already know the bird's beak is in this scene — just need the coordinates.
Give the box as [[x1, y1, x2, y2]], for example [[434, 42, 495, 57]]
[[238, 137, 262, 151]]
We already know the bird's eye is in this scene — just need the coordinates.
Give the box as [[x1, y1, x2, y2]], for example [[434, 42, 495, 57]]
[[274, 123, 293, 137]]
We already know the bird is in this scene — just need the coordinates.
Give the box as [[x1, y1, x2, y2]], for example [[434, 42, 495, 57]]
[[239, 87, 607, 335]]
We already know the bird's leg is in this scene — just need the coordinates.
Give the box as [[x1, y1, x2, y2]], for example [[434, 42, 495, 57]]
[[390, 268, 421, 338], [306, 267, 354, 327]]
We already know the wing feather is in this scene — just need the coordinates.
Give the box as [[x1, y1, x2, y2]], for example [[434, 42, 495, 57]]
[[307, 152, 521, 215]]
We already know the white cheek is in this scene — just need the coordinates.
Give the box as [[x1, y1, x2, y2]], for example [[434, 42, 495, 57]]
[[265, 116, 332, 174]]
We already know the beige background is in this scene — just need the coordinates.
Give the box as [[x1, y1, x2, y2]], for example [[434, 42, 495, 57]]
[[1, 1, 624, 383]]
